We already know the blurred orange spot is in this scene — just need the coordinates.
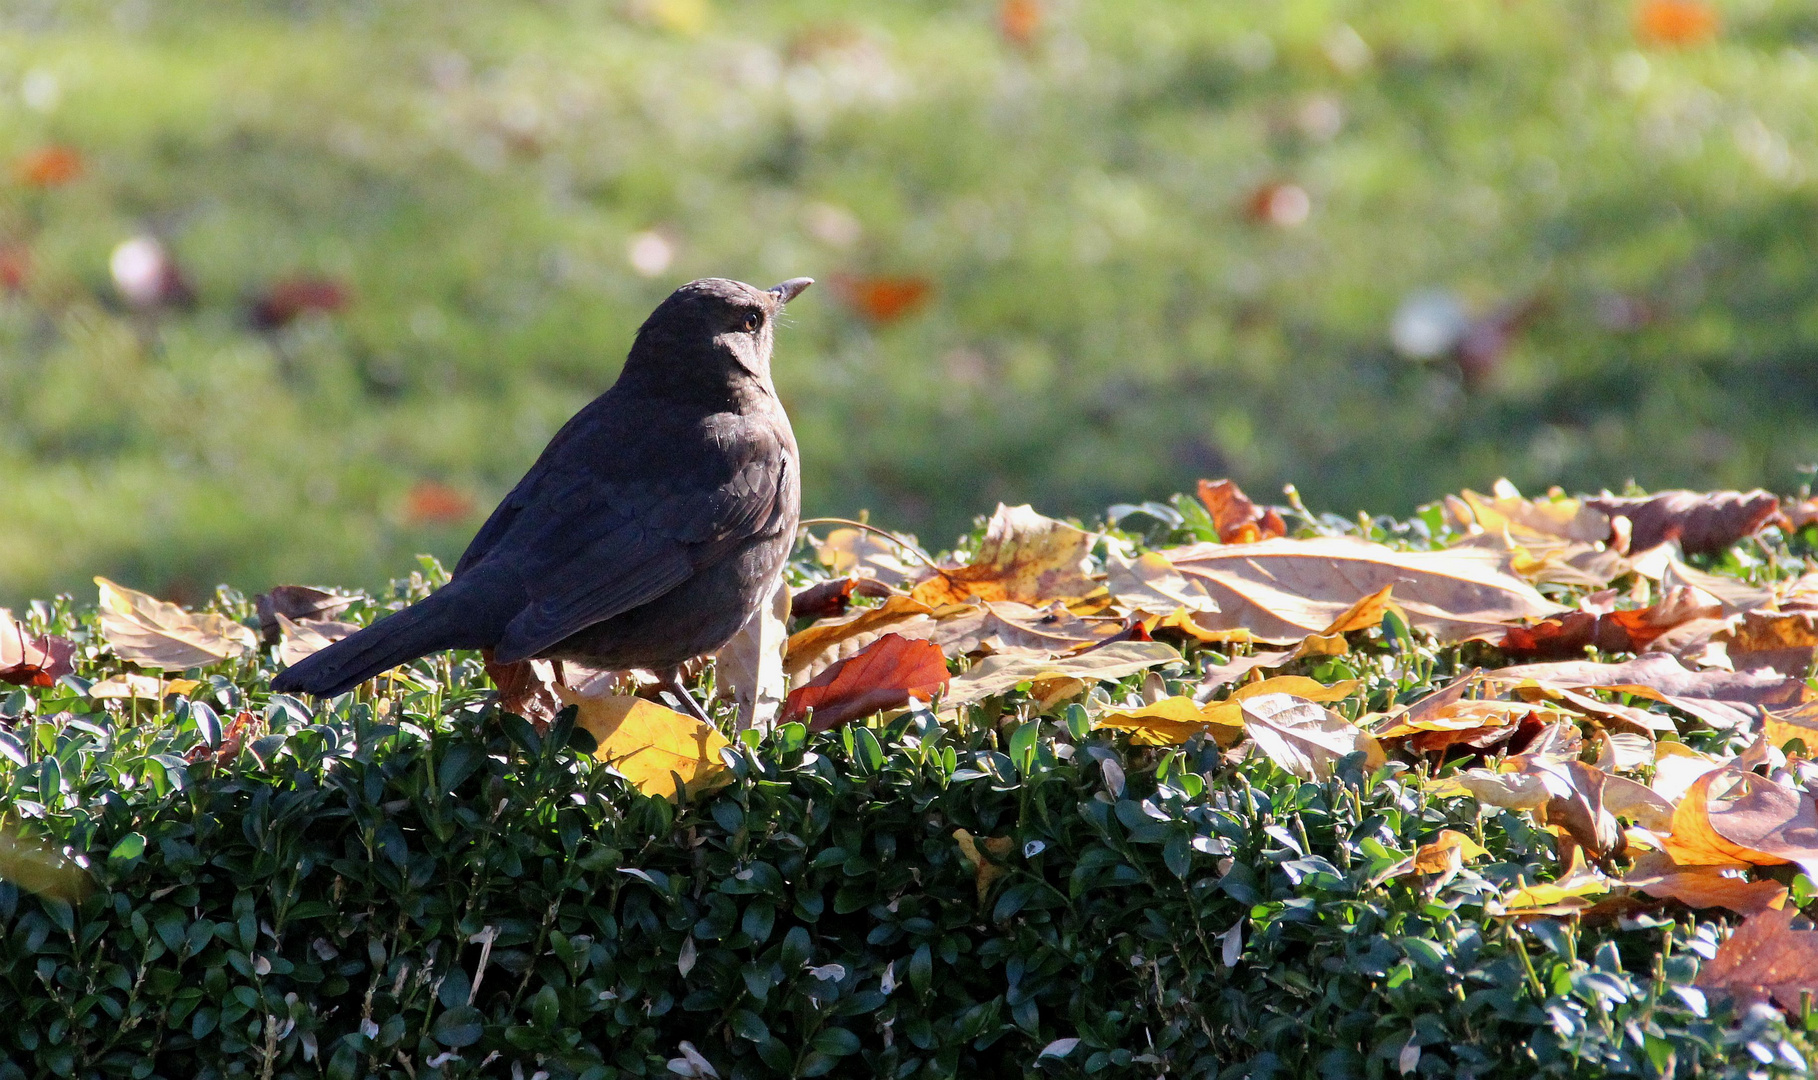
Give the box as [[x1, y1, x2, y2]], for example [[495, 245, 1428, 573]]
[[405, 482, 475, 526], [1637, 0, 1717, 45], [15, 145, 83, 188], [1000, 0, 1042, 45], [829, 274, 933, 324], [0, 244, 27, 292]]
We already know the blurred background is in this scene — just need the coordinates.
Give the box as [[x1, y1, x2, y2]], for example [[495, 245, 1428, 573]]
[[2, 0, 1817, 605]]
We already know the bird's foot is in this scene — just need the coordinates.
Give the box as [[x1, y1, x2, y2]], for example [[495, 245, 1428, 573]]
[[656, 667, 713, 725]]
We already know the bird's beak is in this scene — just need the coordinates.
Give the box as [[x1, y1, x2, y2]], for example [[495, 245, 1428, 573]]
[[768, 278, 814, 304]]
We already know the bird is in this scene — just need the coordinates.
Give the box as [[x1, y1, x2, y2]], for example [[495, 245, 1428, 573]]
[[271, 276, 812, 720]]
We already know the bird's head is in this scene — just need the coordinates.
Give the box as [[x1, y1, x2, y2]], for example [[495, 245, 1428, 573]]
[[628, 276, 813, 392]]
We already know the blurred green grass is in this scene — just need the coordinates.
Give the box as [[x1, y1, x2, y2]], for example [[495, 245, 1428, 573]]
[[3, 0, 1817, 605]]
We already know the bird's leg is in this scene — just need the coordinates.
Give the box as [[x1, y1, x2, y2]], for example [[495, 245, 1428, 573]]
[[655, 666, 713, 724]]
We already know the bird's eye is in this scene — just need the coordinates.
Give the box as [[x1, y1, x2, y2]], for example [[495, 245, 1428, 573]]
[[742, 311, 762, 332]]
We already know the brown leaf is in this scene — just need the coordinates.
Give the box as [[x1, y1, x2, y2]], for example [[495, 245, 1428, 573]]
[[1695, 906, 1818, 1014], [785, 594, 936, 678], [1493, 653, 1808, 730], [483, 651, 564, 730], [791, 578, 862, 622], [274, 614, 359, 669], [1623, 852, 1786, 916], [779, 634, 948, 732], [0, 611, 74, 688], [1501, 587, 1721, 659], [1660, 769, 1818, 881], [1407, 829, 1490, 875], [1444, 481, 1612, 543], [1585, 489, 1781, 556], [249, 275, 351, 331], [943, 640, 1181, 709], [1104, 552, 1219, 618], [254, 585, 355, 645], [910, 505, 1096, 607], [96, 577, 256, 671], [810, 528, 918, 587], [1196, 479, 1287, 544], [1163, 536, 1565, 644]]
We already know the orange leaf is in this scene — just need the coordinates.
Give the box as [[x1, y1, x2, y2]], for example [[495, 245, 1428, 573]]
[[829, 273, 932, 323], [780, 633, 948, 731], [910, 504, 1096, 607], [1636, 0, 1718, 46], [1696, 906, 1818, 1014], [1624, 853, 1787, 916], [1196, 479, 1286, 545], [1410, 829, 1490, 874], [1662, 768, 1818, 878], [999, 0, 1041, 45]]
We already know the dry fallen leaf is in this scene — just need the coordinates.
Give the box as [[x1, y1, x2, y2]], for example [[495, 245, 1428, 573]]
[[1098, 676, 1359, 748], [1444, 481, 1612, 544], [89, 674, 201, 700], [1622, 851, 1786, 916], [96, 577, 256, 671], [1104, 551, 1219, 618], [0, 611, 74, 688], [716, 575, 790, 731], [785, 594, 936, 679], [1585, 489, 1780, 556], [953, 829, 1015, 903], [1240, 693, 1385, 781], [1489, 869, 1610, 915], [911, 504, 1097, 607], [927, 600, 1125, 658], [1402, 829, 1491, 877], [275, 614, 359, 669], [779, 633, 948, 732], [810, 527, 919, 588], [1197, 479, 1286, 545], [483, 651, 564, 730], [943, 640, 1180, 709], [1492, 653, 1807, 731], [1660, 768, 1818, 879], [560, 690, 731, 801], [829, 273, 933, 323], [254, 585, 355, 645], [1695, 906, 1818, 1015], [1163, 536, 1565, 644]]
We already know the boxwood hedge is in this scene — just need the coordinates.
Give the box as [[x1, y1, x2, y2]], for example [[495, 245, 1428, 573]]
[[0, 592, 1811, 1080]]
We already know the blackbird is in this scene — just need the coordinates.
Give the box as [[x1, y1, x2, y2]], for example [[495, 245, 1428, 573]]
[[271, 276, 811, 716]]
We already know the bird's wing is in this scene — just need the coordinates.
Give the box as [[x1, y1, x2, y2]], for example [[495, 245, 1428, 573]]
[[485, 422, 792, 664]]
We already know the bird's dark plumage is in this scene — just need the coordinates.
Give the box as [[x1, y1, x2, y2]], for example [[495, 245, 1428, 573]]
[[271, 276, 809, 699]]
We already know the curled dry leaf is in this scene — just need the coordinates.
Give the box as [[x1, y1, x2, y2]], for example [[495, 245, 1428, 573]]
[[910, 504, 1097, 607], [254, 585, 355, 645], [1196, 479, 1286, 545], [779, 633, 948, 732], [927, 600, 1125, 658], [89, 674, 200, 701], [559, 689, 731, 801], [1104, 552, 1218, 618], [1492, 653, 1808, 731], [1660, 768, 1818, 879], [0, 611, 74, 688], [1584, 489, 1781, 557], [1500, 586, 1721, 660], [1239, 693, 1385, 781], [482, 650, 564, 730], [943, 640, 1180, 709], [96, 577, 256, 671], [1489, 869, 1610, 916], [789, 576, 891, 622], [1162, 536, 1565, 644], [1695, 906, 1818, 1015], [275, 614, 359, 669], [1444, 481, 1613, 544]]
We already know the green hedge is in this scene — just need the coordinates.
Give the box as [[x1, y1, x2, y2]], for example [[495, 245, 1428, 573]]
[[0, 609, 1810, 1080]]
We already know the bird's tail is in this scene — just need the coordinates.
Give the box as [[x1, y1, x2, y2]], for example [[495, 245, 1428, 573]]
[[271, 582, 485, 698]]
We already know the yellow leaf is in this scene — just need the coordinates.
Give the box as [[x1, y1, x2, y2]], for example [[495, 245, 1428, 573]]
[[1097, 676, 1361, 748], [953, 828, 1015, 903], [1411, 829, 1490, 874], [95, 577, 256, 671], [910, 505, 1096, 607], [1492, 870, 1609, 913], [560, 691, 731, 802], [1292, 584, 1404, 658], [88, 674, 201, 700]]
